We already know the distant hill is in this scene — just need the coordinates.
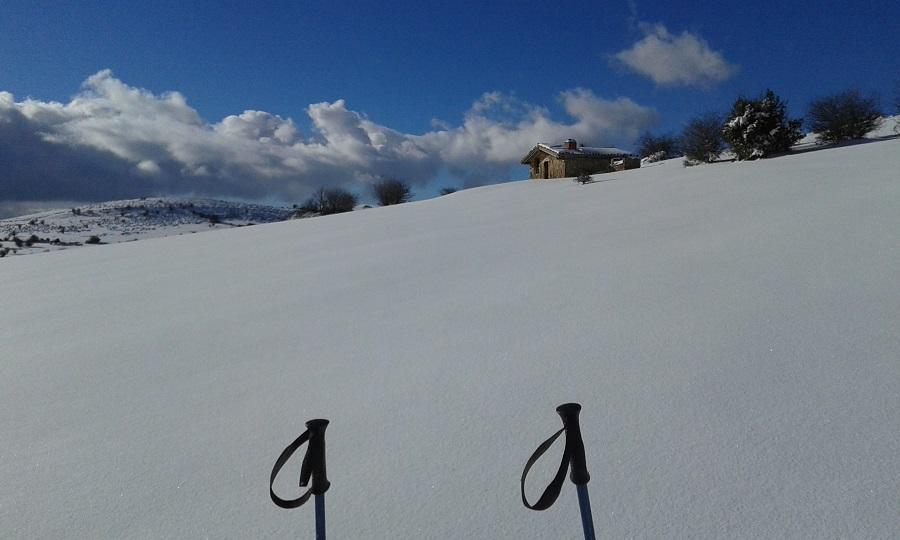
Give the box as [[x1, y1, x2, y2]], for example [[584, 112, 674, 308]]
[[0, 197, 295, 257]]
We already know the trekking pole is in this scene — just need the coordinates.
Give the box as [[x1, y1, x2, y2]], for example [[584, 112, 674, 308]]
[[270, 419, 331, 540], [521, 403, 596, 540]]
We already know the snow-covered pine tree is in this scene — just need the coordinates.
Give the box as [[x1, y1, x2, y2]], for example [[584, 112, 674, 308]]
[[722, 89, 803, 160]]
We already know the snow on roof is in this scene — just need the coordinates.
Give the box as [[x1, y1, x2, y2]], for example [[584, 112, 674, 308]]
[[541, 143, 631, 156], [521, 143, 633, 163]]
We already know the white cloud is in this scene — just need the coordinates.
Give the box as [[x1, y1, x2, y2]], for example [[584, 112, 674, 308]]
[[215, 110, 299, 145], [419, 90, 657, 185], [136, 160, 161, 175], [614, 23, 738, 87], [0, 71, 658, 206]]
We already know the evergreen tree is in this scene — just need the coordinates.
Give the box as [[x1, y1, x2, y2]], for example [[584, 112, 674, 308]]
[[722, 89, 803, 160]]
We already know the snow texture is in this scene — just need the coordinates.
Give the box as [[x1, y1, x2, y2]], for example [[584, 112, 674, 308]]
[[1, 139, 899, 538]]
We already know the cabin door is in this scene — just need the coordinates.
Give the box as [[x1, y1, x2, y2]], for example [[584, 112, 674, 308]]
[[541, 160, 549, 179]]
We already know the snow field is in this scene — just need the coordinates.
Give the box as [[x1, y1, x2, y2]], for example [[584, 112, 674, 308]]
[[1, 139, 899, 538]]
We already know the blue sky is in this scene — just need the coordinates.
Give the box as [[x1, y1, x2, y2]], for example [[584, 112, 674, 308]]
[[1, 0, 898, 214]]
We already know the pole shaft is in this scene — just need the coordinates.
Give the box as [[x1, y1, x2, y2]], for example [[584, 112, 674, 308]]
[[315, 494, 326, 540], [576, 484, 596, 540]]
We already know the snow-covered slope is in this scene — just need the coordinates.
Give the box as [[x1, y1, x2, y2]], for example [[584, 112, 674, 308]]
[[2, 139, 899, 538], [0, 197, 294, 257]]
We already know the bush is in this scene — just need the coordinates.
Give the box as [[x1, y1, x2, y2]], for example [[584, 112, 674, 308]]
[[682, 113, 725, 163], [722, 89, 802, 160], [894, 81, 900, 114], [371, 178, 412, 206], [808, 90, 882, 143], [893, 82, 900, 132], [439, 187, 458, 196], [85, 235, 102, 244], [300, 187, 358, 216], [295, 199, 319, 216], [636, 132, 681, 159], [575, 172, 592, 184]]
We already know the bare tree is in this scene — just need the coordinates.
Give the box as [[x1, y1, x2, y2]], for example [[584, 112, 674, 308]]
[[893, 81, 900, 133], [636, 132, 682, 160], [298, 187, 358, 216], [894, 81, 900, 114], [682, 113, 725, 163], [808, 89, 882, 143], [371, 178, 413, 206]]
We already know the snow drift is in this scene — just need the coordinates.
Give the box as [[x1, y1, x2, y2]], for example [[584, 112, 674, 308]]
[[1, 139, 899, 538]]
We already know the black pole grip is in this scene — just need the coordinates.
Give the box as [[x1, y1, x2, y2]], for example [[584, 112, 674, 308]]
[[301, 419, 330, 495], [556, 403, 590, 485], [522, 402, 593, 511], [270, 418, 331, 508]]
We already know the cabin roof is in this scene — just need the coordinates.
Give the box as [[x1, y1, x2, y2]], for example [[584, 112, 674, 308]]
[[520, 143, 632, 164]]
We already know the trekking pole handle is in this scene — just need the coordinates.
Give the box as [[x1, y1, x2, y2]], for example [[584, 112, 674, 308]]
[[270, 418, 331, 508], [302, 419, 330, 495], [556, 403, 590, 485]]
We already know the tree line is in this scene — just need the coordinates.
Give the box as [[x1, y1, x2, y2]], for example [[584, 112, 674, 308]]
[[293, 177, 422, 217], [638, 86, 895, 166], [293, 85, 898, 218]]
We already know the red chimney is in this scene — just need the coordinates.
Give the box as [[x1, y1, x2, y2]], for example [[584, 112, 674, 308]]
[[564, 138, 577, 150]]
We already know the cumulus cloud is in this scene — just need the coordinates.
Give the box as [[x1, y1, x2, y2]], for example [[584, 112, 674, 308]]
[[420, 90, 658, 185], [0, 71, 658, 211], [613, 23, 738, 87]]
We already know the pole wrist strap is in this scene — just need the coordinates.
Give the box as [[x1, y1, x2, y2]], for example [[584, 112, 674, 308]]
[[520, 427, 569, 511], [270, 429, 324, 509]]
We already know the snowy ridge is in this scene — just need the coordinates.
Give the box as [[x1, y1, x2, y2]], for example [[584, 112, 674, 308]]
[[1, 139, 899, 538], [0, 197, 295, 257]]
